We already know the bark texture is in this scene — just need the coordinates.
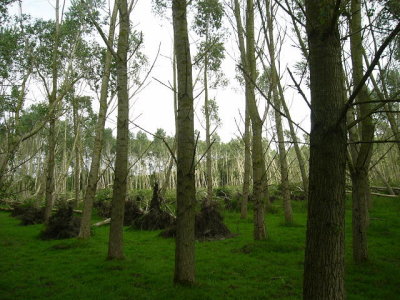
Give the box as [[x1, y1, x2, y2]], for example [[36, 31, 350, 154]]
[[107, 0, 129, 260], [303, 1, 347, 299], [172, 0, 196, 285]]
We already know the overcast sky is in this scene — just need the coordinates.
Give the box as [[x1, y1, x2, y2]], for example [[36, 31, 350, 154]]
[[10, 0, 310, 143]]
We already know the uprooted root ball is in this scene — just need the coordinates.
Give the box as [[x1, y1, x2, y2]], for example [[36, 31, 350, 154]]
[[131, 182, 175, 230], [160, 204, 233, 241], [11, 203, 44, 225], [39, 203, 80, 240]]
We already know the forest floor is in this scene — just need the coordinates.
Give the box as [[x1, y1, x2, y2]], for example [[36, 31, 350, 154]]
[[0, 195, 399, 299]]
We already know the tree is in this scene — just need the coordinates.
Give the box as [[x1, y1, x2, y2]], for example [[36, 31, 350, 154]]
[[79, 0, 118, 240], [348, 0, 375, 264], [245, 0, 268, 240], [172, 0, 196, 285], [263, 0, 293, 224], [43, 0, 61, 223], [193, 0, 225, 204], [231, 0, 252, 220], [107, 0, 130, 260], [302, 1, 347, 299]]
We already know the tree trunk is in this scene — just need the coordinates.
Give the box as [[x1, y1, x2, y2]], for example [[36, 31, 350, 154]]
[[278, 82, 308, 197], [73, 98, 81, 209], [376, 169, 395, 195], [44, 0, 60, 223], [107, 0, 129, 260], [246, 0, 267, 240], [233, 0, 252, 220], [349, 0, 375, 264], [266, 0, 292, 224], [351, 170, 369, 263], [161, 55, 178, 196], [241, 103, 251, 219], [79, 1, 118, 240], [204, 52, 213, 204], [303, 1, 347, 299], [172, 0, 196, 285]]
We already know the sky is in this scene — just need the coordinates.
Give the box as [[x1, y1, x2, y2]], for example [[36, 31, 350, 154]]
[[9, 0, 310, 143]]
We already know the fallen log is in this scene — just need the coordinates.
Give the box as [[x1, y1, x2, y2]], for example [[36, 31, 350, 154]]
[[346, 190, 399, 198], [371, 192, 399, 198], [0, 206, 82, 213], [0, 207, 14, 212], [92, 218, 111, 227], [371, 186, 400, 194]]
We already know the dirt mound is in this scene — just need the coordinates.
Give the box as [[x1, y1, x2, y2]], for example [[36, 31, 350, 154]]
[[160, 204, 233, 241]]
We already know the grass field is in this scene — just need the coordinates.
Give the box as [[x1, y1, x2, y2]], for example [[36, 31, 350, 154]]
[[0, 196, 399, 299]]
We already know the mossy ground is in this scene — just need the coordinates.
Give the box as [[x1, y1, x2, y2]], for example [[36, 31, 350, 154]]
[[0, 195, 399, 299]]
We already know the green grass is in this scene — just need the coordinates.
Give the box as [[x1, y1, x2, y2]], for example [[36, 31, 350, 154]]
[[0, 196, 399, 299]]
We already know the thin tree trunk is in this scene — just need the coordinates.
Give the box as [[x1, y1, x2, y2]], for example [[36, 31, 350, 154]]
[[376, 169, 395, 195], [204, 51, 213, 204], [278, 82, 308, 197], [266, 0, 292, 224], [349, 0, 374, 264], [241, 92, 251, 219], [161, 58, 178, 196], [107, 0, 129, 260], [73, 98, 81, 209], [303, 1, 347, 299], [79, 1, 118, 240], [351, 169, 369, 263], [173, 0, 196, 285], [232, 0, 252, 220], [246, 0, 267, 240], [44, 0, 60, 223]]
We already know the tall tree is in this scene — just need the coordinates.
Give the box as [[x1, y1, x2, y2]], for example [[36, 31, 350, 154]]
[[72, 95, 81, 209], [193, 0, 225, 204], [245, 0, 267, 240], [232, 0, 252, 220], [348, 0, 375, 264], [302, 1, 347, 299], [107, 0, 130, 260], [264, 0, 293, 224], [172, 0, 196, 285], [79, 1, 118, 240], [44, 0, 61, 223]]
